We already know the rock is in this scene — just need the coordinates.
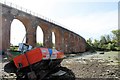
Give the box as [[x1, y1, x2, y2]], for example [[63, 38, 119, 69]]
[[111, 61, 114, 62], [99, 52, 104, 54], [93, 71, 96, 73], [109, 72, 115, 75]]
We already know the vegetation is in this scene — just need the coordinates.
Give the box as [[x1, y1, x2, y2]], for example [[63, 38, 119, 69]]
[[36, 42, 43, 47], [36, 42, 55, 48], [10, 46, 19, 51], [87, 29, 120, 51]]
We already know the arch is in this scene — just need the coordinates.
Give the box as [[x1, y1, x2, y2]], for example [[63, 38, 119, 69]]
[[36, 26, 44, 47], [52, 27, 63, 51], [52, 32, 55, 48], [38, 21, 51, 48], [10, 19, 26, 46], [13, 15, 36, 47]]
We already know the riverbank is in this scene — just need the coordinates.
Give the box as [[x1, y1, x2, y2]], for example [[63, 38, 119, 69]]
[[61, 51, 120, 79], [1, 51, 120, 80]]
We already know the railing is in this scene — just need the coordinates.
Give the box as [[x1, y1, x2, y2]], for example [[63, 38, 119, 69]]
[[0, 0, 70, 30]]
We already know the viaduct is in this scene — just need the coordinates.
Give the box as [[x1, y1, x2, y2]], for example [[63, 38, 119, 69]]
[[0, 2, 87, 53]]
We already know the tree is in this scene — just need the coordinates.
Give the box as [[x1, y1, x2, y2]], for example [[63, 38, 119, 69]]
[[111, 29, 120, 51], [86, 29, 120, 51], [100, 36, 107, 44], [112, 29, 120, 41], [106, 43, 114, 50], [86, 38, 96, 52], [87, 38, 92, 46], [93, 39, 99, 50], [106, 35, 111, 43]]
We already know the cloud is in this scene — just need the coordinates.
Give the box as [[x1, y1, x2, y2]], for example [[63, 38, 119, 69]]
[[55, 10, 118, 39]]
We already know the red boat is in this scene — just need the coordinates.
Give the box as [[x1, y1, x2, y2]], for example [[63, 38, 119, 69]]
[[13, 47, 64, 68], [4, 43, 75, 80], [4, 43, 66, 80]]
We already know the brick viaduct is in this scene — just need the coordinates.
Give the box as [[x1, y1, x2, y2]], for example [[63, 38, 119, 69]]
[[0, 3, 87, 53]]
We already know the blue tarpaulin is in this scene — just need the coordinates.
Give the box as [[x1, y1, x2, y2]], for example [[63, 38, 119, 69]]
[[48, 48, 52, 56]]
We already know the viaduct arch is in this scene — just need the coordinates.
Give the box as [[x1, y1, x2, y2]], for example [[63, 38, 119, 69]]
[[10, 19, 26, 45], [0, 3, 87, 53]]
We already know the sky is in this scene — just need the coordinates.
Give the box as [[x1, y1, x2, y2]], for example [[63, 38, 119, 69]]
[[0, 0, 119, 45]]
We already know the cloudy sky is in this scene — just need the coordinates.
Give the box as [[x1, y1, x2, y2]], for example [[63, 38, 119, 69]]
[[1, 0, 118, 45]]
